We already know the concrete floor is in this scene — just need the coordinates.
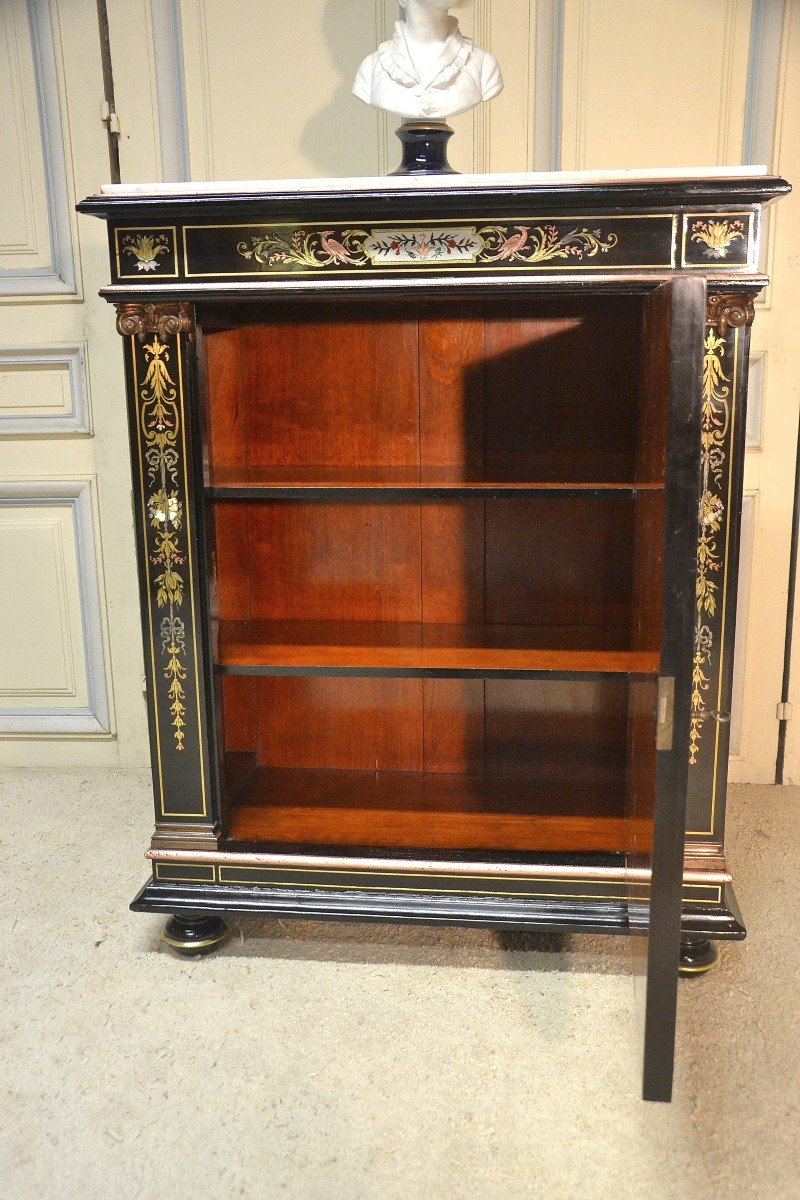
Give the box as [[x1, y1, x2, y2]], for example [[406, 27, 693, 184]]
[[0, 772, 798, 1200]]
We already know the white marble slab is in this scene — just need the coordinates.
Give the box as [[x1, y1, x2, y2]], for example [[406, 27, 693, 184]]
[[98, 165, 769, 198]]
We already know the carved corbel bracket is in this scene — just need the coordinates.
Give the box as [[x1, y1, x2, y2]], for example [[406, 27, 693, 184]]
[[706, 293, 755, 336], [115, 301, 194, 341]]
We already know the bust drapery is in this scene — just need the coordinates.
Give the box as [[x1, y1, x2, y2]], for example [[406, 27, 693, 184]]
[[353, 19, 503, 120]]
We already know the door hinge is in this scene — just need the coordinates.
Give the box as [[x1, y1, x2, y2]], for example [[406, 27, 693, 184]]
[[657, 676, 675, 750], [777, 701, 793, 721], [100, 99, 120, 135]]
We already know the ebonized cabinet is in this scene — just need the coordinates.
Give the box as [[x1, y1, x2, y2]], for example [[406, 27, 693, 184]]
[[79, 169, 789, 1100]]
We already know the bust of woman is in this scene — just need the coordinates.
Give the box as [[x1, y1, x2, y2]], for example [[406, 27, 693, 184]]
[[353, 0, 503, 121]]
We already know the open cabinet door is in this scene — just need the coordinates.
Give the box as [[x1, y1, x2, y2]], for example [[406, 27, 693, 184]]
[[629, 276, 706, 1101]]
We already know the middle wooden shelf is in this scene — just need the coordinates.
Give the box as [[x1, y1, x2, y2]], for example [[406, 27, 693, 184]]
[[215, 619, 659, 677], [207, 465, 665, 500]]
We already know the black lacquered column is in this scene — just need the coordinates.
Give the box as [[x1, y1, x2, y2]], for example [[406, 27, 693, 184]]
[[117, 302, 221, 849]]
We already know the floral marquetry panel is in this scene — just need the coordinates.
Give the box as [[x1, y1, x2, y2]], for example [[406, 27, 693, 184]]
[[681, 213, 755, 269], [120, 306, 216, 824], [184, 216, 672, 277], [114, 227, 178, 279]]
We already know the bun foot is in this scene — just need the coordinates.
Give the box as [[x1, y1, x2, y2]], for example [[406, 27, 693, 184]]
[[162, 914, 228, 957], [679, 935, 719, 976]]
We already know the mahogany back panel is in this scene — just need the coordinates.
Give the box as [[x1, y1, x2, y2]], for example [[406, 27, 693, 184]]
[[481, 299, 643, 481], [221, 674, 629, 786], [214, 496, 635, 631], [205, 296, 645, 479]]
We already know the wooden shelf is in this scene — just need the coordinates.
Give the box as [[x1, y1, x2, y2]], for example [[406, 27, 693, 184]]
[[224, 764, 651, 854], [216, 619, 659, 677], [207, 465, 664, 500]]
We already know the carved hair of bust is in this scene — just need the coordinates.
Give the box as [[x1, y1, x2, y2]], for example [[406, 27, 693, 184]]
[[353, 0, 503, 121]]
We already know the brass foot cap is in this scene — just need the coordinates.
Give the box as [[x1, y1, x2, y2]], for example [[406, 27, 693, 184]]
[[162, 914, 228, 957], [679, 938, 719, 976]]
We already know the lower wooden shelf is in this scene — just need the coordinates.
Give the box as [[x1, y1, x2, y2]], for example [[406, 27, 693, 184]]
[[224, 762, 652, 854]]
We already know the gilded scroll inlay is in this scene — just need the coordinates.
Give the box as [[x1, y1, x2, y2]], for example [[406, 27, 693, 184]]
[[690, 295, 753, 765], [140, 335, 187, 750], [690, 327, 729, 763], [236, 223, 618, 269]]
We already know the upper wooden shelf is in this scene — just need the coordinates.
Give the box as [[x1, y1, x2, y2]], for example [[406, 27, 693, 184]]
[[207, 466, 665, 500], [216, 619, 659, 678]]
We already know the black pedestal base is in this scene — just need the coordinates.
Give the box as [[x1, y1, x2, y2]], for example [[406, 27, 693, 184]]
[[679, 935, 720, 976], [390, 122, 456, 176], [132, 877, 746, 945], [162, 913, 228, 957]]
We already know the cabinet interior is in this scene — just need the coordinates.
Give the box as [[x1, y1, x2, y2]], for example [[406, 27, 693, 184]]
[[201, 294, 665, 856]]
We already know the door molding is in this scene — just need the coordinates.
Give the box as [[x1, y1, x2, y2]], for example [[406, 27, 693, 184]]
[[0, 343, 91, 435], [0, 478, 111, 736], [0, 0, 77, 297]]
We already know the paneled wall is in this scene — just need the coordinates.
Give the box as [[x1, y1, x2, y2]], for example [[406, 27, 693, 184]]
[[0, 0, 145, 765], [2, 0, 798, 782], [559, 0, 754, 170]]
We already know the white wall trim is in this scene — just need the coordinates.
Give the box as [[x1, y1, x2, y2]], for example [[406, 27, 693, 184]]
[[375, 1, 397, 175], [746, 349, 766, 448], [0, 0, 77, 297], [0, 343, 92, 435], [533, 0, 564, 171], [729, 491, 757, 758], [472, 0, 491, 174], [743, 0, 786, 284], [0, 479, 111, 736], [150, 0, 191, 181], [742, 0, 785, 166]]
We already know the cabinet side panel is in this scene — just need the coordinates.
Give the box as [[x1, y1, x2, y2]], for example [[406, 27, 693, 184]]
[[204, 327, 245, 469], [213, 498, 255, 752]]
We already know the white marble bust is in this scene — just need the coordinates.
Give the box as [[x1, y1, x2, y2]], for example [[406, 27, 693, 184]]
[[353, 0, 503, 121]]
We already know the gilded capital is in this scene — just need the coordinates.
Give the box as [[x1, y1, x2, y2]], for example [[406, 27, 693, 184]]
[[706, 293, 755, 336], [115, 302, 194, 341]]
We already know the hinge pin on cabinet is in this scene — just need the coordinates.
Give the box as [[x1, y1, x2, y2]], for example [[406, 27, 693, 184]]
[[777, 701, 793, 721]]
